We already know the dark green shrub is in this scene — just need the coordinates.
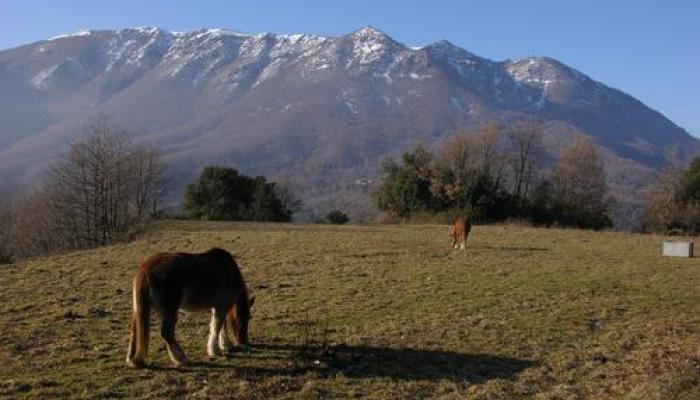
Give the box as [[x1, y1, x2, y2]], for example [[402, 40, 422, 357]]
[[325, 210, 349, 224], [182, 166, 297, 222]]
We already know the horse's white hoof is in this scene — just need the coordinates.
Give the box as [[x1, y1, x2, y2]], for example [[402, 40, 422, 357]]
[[207, 347, 221, 357]]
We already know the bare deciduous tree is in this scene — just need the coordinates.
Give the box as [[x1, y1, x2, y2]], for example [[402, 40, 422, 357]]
[[430, 132, 474, 205], [550, 135, 612, 226], [131, 147, 170, 220], [428, 126, 510, 211], [6, 186, 66, 259], [476, 123, 507, 187], [273, 179, 303, 216], [6, 117, 169, 258], [508, 121, 544, 201], [639, 168, 683, 232]]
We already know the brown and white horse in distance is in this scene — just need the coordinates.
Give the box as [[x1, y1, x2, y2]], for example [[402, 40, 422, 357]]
[[126, 248, 255, 368], [450, 216, 472, 250]]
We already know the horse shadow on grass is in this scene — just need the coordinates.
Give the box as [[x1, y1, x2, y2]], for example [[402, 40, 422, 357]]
[[239, 342, 536, 384]]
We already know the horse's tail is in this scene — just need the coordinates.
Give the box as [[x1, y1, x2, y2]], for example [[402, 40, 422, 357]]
[[126, 270, 150, 367]]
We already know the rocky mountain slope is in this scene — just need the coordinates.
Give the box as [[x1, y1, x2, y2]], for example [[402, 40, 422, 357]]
[[0, 26, 696, 220]]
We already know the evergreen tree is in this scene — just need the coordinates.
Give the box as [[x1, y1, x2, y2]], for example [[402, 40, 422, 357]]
[[677, 156, 700, 203], [183, 166, 296, 222], [376, 145, 434, 217]]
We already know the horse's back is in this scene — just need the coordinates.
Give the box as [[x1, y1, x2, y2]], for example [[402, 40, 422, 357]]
[[140, 248, 235, 276], [138, 248, 240, 311]]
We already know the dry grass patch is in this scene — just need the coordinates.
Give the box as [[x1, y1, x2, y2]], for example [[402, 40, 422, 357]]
[[0, 221, 698, 399]]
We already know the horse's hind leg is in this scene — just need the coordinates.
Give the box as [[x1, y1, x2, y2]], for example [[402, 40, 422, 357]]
[[218, 314, 234, 353], [126, 314, 137, 365], [161, 308, 188, 367], [207, 307, 226, 357]]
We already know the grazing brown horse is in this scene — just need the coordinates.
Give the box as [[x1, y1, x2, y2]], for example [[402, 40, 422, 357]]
[[450, 216, 472, 250], [126, 248, 255, 368]]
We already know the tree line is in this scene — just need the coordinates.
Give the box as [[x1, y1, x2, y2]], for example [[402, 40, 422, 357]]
[[0, 118, 300, 262], [2, 116, 697, 262], [376, 122, 614, 229]]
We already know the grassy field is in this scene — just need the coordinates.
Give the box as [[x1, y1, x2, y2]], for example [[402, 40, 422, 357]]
[[0, 221, 698, 399]]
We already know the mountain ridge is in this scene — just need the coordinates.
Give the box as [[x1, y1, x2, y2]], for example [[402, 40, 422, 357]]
[[0, 26, 697, 221]]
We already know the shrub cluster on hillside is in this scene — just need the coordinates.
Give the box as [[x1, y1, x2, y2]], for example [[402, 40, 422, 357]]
[[182, 166, 300, 222], [376, 122, 614, 229], [640, 156, 700, 233], [322, 210, 350, 224]]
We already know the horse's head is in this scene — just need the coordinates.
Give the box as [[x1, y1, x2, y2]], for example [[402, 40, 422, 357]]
[[230, 294, 255, 347]]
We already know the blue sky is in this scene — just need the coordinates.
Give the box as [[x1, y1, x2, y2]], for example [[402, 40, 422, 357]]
[[2, 0, 698, 135]]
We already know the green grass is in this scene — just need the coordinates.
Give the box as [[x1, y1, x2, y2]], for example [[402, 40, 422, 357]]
[[0, 221, 698, 399]]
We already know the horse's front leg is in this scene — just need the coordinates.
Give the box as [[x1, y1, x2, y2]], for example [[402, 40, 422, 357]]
[[218, 314, 234, 353], [207, 308, 226, 357], [161, 308, 188, 367]]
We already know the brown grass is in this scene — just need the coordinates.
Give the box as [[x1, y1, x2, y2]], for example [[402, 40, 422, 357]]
[[0, 221, 698, 399]]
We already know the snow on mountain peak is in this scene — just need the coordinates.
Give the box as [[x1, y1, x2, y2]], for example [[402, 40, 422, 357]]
[[425, 40, 478, 59], [201, 28, 243, 36], [117, 26, 166, 36], [352, 26, 389, 38], [422, 39, 488, 81], [30, 26, 597, 98], [505, 57, 590, 91], [345, 26, 404, 68], [48, 29, 95, 41]]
